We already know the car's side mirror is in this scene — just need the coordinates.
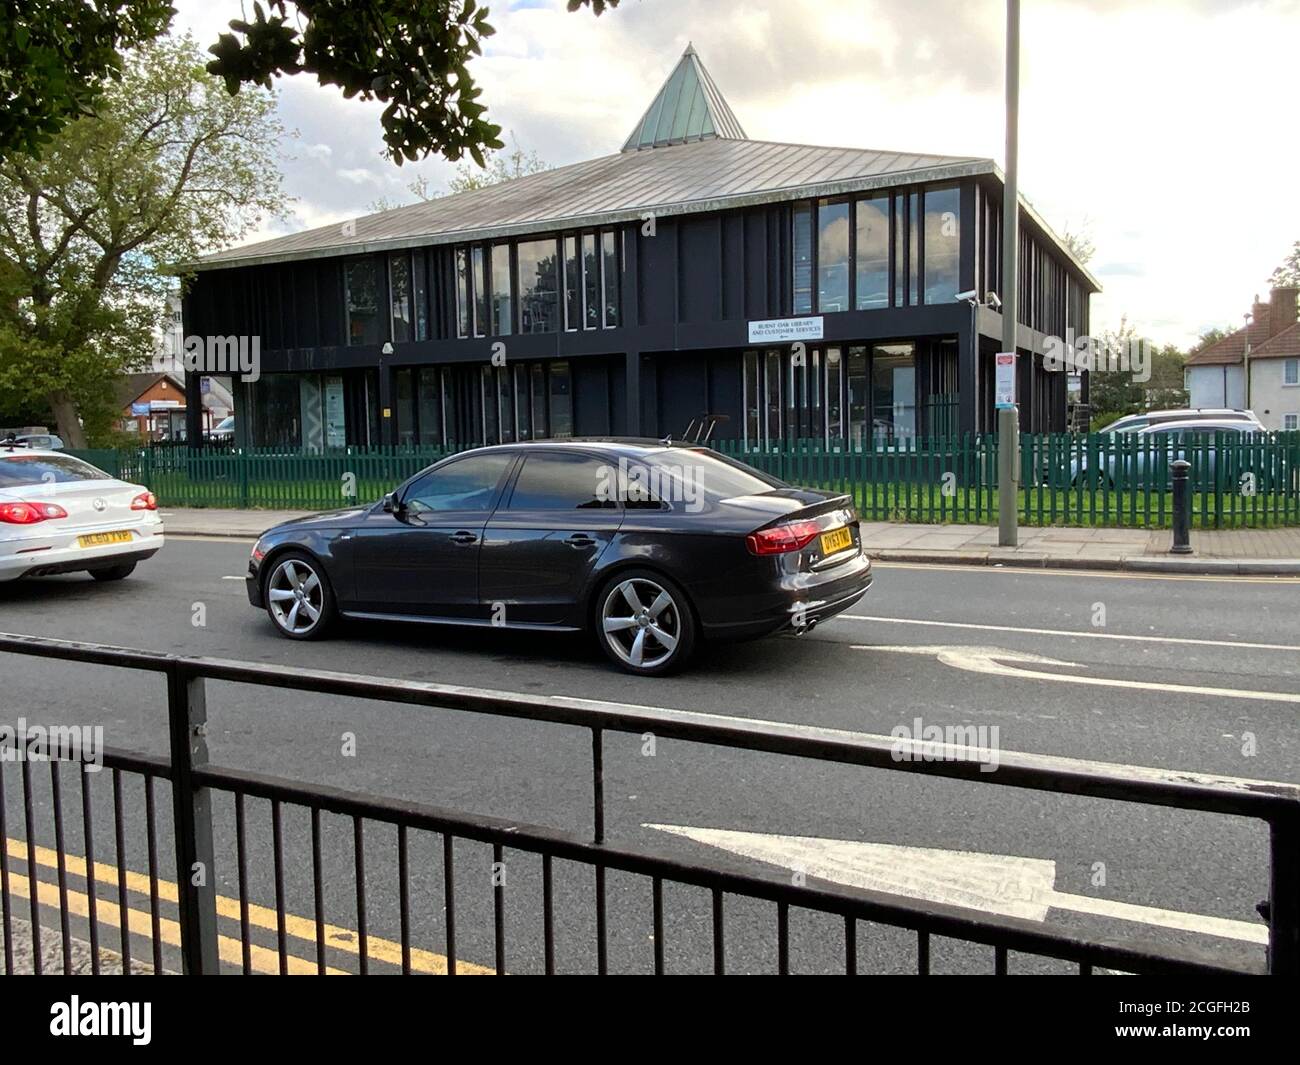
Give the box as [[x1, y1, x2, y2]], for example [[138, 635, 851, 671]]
[[382, 493, 403, 515]]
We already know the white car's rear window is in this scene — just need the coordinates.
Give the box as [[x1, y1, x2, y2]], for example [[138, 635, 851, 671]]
[[0, 454, 111, 487]]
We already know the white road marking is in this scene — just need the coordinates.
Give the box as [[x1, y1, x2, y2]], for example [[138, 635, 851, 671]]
[[221, 576, 245, 581], [843, 614, 1300, 653], [858, 643, 1300, 706], [871, 561, 1299, 584], [645, 824, 1268, 945]]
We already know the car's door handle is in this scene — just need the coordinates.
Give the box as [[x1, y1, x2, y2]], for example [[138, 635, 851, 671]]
[[449, 531, 478, 546], [565, 534, 597, 548]]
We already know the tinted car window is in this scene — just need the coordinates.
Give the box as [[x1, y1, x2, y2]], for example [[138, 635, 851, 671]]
[[506, 453, 618, 510], [402, 453, 513, 514], [647, 449, 785, 500], [0, 454, 111, 487]]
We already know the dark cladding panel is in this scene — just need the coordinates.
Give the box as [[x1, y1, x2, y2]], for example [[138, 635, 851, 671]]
[[316, 260, 343, 347], [637, 222, 675, 326], [706, 352, 743, 440], [721, 213, 744, 321], [294, 262, 319, 349], [743, 209, 768, 319], [607, 357, 627, 436], [573, 359, 611, 436], [655, 355, 708, 437], [678, 215, 721, 323]]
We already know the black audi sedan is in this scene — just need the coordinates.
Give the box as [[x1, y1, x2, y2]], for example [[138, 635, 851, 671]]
[[245, 440, 872, 676]]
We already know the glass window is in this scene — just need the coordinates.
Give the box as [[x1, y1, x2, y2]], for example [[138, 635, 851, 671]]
[[649, 449, 785, 501], [872, 343, 917, 444], [515, 365, 532, 440], [345, 260, 381, 346], [847, 346, 867, 448], [531, 363, 548, 438], [412, 252, 429, 340], [497, 365, 514, 443], [507, 453, 616, 510], [564, 235, 580, 330], [924, 186, 961, 305], [518, 239, 559, 334], [743, 350, 760, 447], [909, 193, 920, 306], [1284, 359, 1299, 386], [1284, 413, 1298, 430], [549, 361, 573, 438], [490, 243, 512, 336], [417, 368, 443, 446], [0, 453, 111, 487], [583, 233, 600, 329], [765, 349, 782, 442], [482, 366, 498, 444], [390, 253, 412, 344], [793, 203, 813, 314], [855, 194, 889, 310], [826, 347, 843, 444], [817, 200, 850, 313], [472, 245, 488, 337], [602, 231, 620, 327], [893, 196, 906, 308], [455, 248, 470, 338], [402, 453, 514, 514], [394, 368, 415, 446]]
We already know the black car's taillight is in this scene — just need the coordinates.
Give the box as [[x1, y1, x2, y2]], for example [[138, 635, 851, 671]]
[[746, 519, 821, 556]]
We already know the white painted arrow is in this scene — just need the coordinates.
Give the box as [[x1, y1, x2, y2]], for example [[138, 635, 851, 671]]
[[858, 643, 1300, 706], [646, 824, 1267, 945]]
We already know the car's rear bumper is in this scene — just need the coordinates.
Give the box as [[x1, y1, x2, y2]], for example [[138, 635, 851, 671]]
[[0, 526, 164, 582], [699, 551, 873, 640]]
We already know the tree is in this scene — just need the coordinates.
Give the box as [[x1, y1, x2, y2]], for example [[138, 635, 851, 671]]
[[207, 0, 621, 164], [0, 1, 174, 160], [1059, 218, 1095, 266], [1270, 240, 1300, 287], [2, 2, 624, 167], [0, 37, 285, 447]]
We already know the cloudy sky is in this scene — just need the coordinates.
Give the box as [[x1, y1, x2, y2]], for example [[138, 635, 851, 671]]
[[170, 0, 1299, 348]]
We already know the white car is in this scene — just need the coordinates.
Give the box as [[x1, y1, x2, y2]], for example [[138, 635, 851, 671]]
[[0, 446, 164, 583]]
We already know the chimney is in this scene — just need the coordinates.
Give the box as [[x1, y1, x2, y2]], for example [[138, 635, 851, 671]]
[[1270, 286, 1298, 337]]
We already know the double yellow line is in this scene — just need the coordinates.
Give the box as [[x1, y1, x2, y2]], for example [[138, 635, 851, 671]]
[[3, 838, 491, 975]]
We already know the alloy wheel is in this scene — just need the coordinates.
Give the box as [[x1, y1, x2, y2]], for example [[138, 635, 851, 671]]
[[267, 557, 324, 636], [600, 577, 681, 670]]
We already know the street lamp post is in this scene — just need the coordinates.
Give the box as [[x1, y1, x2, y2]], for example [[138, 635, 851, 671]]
[[999, 0, 1021, 547]]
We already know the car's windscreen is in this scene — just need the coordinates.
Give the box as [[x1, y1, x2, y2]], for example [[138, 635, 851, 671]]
[[0, 454, 111, 487], [646, 449, 786, 501]]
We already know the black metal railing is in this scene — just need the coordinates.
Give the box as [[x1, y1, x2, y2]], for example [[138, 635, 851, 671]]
[[1, 631, 1297, 976]]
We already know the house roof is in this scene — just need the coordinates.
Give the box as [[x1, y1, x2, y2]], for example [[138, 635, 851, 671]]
[[1251, 322, 1300, 359], [1186, 294, 1300, 365], [191, 46, 1099, 290], [622, 43, 747, 150]]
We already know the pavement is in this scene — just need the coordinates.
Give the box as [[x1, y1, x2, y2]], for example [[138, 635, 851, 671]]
[[1, 539, 1295, 975], [158, 506, 1300, 576]]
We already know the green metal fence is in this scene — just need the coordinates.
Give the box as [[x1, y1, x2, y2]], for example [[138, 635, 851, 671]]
[[66, 431, 1300, 529]]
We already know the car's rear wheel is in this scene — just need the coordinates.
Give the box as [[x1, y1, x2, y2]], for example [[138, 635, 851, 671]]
[[596, 570, 695, 676], [264, 552, 334, 640], [90, 562, 136, 582]]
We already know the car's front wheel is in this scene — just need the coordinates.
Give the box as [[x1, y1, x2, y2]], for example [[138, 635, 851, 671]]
[[596, 570, 696, 676], [264, 552, 334, 640]]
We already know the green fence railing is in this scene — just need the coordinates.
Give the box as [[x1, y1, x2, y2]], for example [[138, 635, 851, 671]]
[[66, 431, 1300, 529]]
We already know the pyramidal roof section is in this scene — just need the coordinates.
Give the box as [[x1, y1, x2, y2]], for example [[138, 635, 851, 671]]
[[622, 43, 747, 152]]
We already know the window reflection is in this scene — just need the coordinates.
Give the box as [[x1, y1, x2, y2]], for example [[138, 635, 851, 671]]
[[924, 186, 961, 305], [817, 200, 850, 312], [855, 195, 889, 310]]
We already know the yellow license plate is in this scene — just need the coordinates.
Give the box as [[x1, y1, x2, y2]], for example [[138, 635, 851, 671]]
[[78, 531, 133, 548], [819, 527, 853, 555]]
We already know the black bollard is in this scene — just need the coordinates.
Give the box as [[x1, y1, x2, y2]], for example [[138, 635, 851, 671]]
[[1170, 459, 1192, 554]]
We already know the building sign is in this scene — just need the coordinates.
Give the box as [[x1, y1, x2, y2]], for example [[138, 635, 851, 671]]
[[995, 352, 1017, 409], [131, 402, 151, 416], [747, 316, 824, 344], [325, 376, 346, 449]]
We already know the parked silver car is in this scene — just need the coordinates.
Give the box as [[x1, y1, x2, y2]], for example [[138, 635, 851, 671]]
[[1071, 418, 1267, 489], [1097, 408, 1262, 435]]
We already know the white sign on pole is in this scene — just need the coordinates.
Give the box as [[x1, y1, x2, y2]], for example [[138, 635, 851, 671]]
[[747, 316, 824, 344], [994, 352, 1017, 408]]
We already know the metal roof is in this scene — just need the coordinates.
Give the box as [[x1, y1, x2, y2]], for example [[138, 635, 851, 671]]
[[193, 138, 992, 271], [622, 43, 747, 150]]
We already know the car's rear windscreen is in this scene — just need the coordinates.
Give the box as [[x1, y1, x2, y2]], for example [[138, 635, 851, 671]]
[[0, 454, 112, 487]]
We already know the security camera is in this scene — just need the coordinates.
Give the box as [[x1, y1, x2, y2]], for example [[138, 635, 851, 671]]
[[954, 289, 979, 303], [985, 292, 1002, 311]]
